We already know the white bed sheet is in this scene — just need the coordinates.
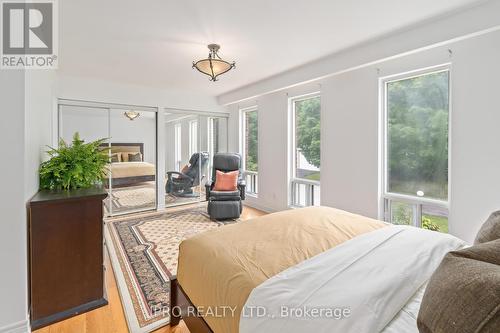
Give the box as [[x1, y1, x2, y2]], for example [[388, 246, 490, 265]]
[[240, 226, 465, 333], [382, 283, 426, 333]]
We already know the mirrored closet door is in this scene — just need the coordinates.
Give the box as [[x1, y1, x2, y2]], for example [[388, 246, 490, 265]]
[[58, 101, 157, 216], [164, 111, 228, 207], [164, 112, 204, 207], [107, 108, 157, 215]]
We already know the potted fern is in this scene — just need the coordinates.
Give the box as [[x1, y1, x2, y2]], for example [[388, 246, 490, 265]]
[[39, 132, 109, 190]]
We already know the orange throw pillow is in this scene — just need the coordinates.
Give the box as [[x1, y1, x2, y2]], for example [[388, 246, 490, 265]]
[[213, 170, 239, 191]]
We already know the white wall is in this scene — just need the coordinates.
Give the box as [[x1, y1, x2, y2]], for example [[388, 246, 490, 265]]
[[25, 71, 57, 199], [0, 70, 30, 333], [228, 28, 500, 243], [448, 32, 500, 242], [165, 119, 178, 172], [199, 116, 209, 153], [248, 93, 290, 212], [320, 68, 380, 218], [0, 69, 56, 333], [227, 106, 240, 153], [181, 117, 194, 164]]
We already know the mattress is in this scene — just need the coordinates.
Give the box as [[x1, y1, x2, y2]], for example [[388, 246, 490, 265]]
[[176, 206, 387, 333], [106, 161, 155, 179]]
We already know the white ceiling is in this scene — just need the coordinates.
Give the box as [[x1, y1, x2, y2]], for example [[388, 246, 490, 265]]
[[59, 0, 484, 97]]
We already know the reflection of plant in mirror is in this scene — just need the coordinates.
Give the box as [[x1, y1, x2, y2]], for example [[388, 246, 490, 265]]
[[39, 132, 109, 190]]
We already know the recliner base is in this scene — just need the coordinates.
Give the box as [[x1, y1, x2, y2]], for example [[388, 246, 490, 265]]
[[207, 199, 242, 220]]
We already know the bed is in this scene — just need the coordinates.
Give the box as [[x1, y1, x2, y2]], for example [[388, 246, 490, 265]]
[[169, 206, 471, 333], [101, 143, 156, 187]]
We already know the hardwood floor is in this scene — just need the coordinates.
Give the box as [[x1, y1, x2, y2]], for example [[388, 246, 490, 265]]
[[34, 205, 266, 333]]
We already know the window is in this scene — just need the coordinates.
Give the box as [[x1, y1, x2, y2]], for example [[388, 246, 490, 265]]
[[241, 107, 258, 195], [382, 67, 450, 232], [174, 123, 182, 171], [189, 119, 198, 156], [289, 93, 320, 207]]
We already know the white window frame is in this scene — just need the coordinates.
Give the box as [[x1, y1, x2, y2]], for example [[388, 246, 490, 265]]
[[188, 119, 198, 157], [379, 64, 451, 225], [240, 106, 259, 196], [174, 122, 182, 171], [288, 92, 321, 208]]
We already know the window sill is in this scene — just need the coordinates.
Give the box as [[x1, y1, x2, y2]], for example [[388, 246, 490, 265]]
[[383, 192, 448, 208]]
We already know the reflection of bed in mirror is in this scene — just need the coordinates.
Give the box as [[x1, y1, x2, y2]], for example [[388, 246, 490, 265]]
[[101, 143, 156, 187]]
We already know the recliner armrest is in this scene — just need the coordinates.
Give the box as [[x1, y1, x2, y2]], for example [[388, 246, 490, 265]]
[[205, 180, 214, 201], [238, 180, 246, 200], [167, 171, 193, 182]]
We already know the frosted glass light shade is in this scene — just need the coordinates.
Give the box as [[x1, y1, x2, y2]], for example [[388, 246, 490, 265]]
[[192, 44, 235, 81], [124, 111, 140, 120]]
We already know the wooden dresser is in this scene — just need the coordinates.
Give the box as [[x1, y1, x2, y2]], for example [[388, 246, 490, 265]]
[[28, 188, 108, 330]]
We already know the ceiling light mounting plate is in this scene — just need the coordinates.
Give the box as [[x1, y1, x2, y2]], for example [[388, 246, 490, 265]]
[[208, 44, 220, 53]]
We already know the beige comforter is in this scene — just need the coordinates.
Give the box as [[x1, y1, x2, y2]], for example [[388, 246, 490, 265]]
[[106, 162, 155, 178], [177, 206, 387, 333]]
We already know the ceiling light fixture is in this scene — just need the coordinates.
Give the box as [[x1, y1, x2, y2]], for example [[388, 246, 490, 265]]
[[124, 111, 140, 121], [192, 44, 235, 81]]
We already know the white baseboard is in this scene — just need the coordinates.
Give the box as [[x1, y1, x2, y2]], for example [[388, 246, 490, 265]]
[[0, 319, 30, 333]]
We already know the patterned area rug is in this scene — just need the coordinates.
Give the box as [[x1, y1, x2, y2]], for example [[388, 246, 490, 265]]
[[105, 183, 157, 214], [105, 204, 221, 332], [104, 182, 204, 215]]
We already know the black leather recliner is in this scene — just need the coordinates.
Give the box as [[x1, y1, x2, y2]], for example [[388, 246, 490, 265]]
[[166, 152, 209, 197], [205, 153, 246, 220]]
